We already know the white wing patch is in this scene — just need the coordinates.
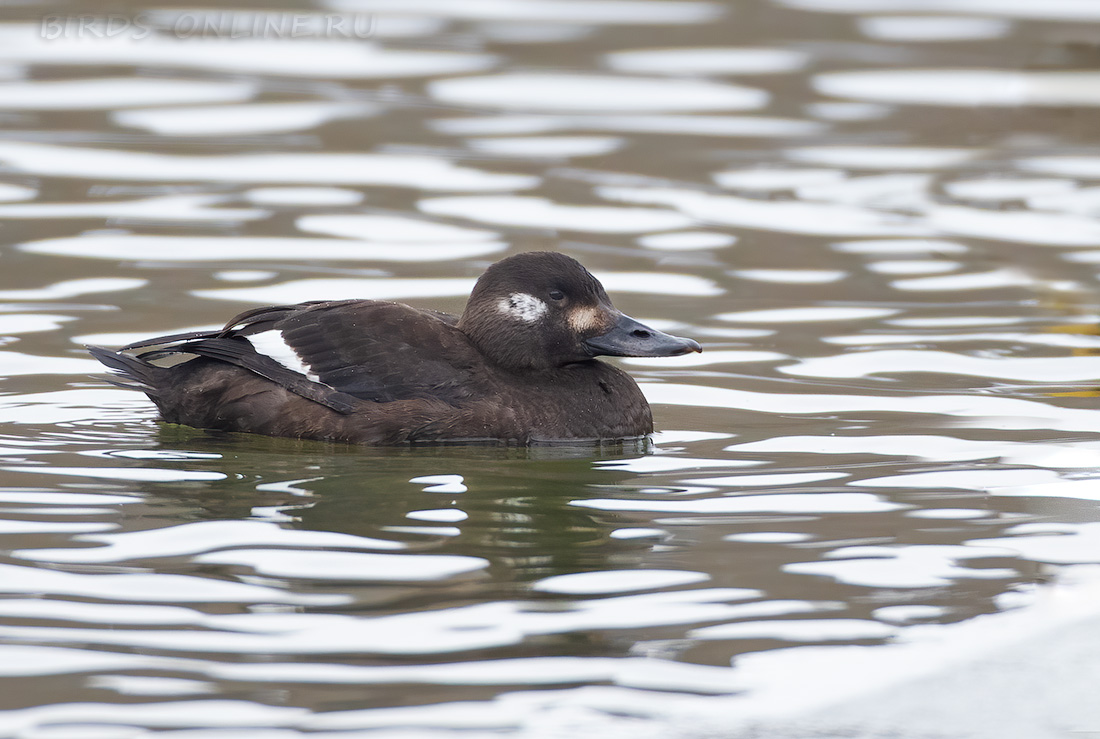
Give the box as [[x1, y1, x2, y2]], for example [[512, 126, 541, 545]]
[[497, 292, 548, 322], [247, 330, 320, 382]]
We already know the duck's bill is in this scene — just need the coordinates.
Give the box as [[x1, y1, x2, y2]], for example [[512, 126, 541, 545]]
[[584, 313, 701, 358]]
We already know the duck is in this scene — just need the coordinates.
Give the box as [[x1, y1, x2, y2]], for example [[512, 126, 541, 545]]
[[88, 251, 701, 445]]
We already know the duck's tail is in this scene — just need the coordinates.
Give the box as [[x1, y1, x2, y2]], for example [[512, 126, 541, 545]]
[[86, 345, 168, 401]]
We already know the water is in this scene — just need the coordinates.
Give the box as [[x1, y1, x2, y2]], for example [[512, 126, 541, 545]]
[[3, 0, 1100, 736]]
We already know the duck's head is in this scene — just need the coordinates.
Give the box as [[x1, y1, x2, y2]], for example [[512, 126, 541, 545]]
[[459, 251, 701, 371]]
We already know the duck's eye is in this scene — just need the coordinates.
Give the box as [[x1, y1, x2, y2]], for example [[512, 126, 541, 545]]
[[548, 289, 565, 301]]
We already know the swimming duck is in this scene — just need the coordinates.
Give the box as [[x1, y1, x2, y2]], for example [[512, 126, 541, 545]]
[[89, 251, 701, 444]]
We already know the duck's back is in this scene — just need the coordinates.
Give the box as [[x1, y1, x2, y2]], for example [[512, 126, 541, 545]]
[[252, 300, 482, 404], [93, 300, 497, 443]]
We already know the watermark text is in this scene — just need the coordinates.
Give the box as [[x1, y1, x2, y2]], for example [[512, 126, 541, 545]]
[[40, 12, 376, 40]]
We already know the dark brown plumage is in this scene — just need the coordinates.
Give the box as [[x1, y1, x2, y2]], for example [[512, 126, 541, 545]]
[[89, 252, 701, 445]]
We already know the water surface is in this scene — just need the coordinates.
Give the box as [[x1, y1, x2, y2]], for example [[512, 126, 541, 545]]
[[2, 1, 1100, 737]]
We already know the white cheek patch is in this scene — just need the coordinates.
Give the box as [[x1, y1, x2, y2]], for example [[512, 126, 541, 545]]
[[497, 292, 548, 323], [247, 330, 320, 382]]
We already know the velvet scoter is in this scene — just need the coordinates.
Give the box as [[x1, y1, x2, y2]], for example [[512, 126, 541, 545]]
[[89, 252, 701, 444]]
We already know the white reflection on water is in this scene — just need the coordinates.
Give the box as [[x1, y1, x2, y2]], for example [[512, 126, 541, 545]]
[[595, 456, 758, 473], [636, 231, 736, 250], [713, 167, 844, 190], [0, 353, 110, 377], [243, 187, 363, 206], [989, 478, 1100, 502], [1030, 186, 1100, 216], [532, 569, 710, 594], [725, 532, 812, 543], [432, 113, 824, 137], [858, 469, 1059, 491], [640, 383, 1100, 434], [406, 508, 467, 522], [0, 520, 115, 534], [887, 315, 1025, 327], [0, 588, 789, 656], [728, 434, 1100, 469], [794, 173, 931, 209], [297, 213, 498, 242], [0, 24, 497, 78], [807, 101, 892, 120], [0, 77, 256, 110], [327, 0, 722, 24], [0, 698, 309, 734], [865, 259, 960, 275], [194, 277, 474, 304], [0, 389, 155, 425], [0, 600, 206, 627], [209, 653, 744, 693], [574, 493, 904, 514], [419, 194, 694, 232], [0, 563, 345, 605], [0, 278, 145, 301], [831, 238, 969, 254], [0, 314, 75, 335], [0, 194, 267, 222], [604, 47, 809, 75], [1020, 155, 1100, 178], [857, 15, 1012, 41], [89, 674, 215, 697], [411, 474, 468, 494], [777, 0, 1100, 21], [978, 523, 1100, 564], [908, 509, 988, 520], [195, 549, 488, 581], [598, 187, 929, 237], [732, 268, 846, 284], [944, 177, 1075, 201], [690, 472, 848, 487], [786, 146, 978, 169], [22, 235, 507, 262], [466, 135, 624, 158], [889, 269, 1041, 291], [215, 270, 278, 282], [114, 101, 377, 136], [429, 73, 768, 112], [782, 349, 1100, 381], [784, 544, 1017, 588], [0, 183, 36, 201], [690, 618, 896, 641], [718, 306, 897, 322], [816, 70, 1100, 107], [0, 491, 140, 505], [928, 204, 1100, 246], [0, 142, 540, 191], [13, 520, 404, 563], [0, 644, 179, 676], [622, 350, 787, 367], [2, 466, 227, 482]]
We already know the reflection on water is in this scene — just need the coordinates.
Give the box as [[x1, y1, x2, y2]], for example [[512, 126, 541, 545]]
[[4, 0, 1100, 736]]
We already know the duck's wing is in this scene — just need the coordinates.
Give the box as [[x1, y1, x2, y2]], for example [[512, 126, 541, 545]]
[[122, 300, 478, 413]]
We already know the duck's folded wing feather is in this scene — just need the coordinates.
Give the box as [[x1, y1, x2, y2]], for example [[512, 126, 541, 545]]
[[140, 300, 478, 410], [263, 301, 477, 404]]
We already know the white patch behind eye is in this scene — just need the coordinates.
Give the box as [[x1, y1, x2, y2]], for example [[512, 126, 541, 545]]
[[247, 330, 320, 382], [497, 292, 548, 322]]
